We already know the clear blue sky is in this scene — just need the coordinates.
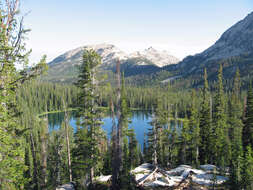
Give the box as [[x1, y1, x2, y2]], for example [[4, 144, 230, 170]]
[[21, 0, 253, 62]]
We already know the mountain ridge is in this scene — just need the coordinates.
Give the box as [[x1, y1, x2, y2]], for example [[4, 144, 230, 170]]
[[45, 43, 179, 83], [177, 11, 253, 78]]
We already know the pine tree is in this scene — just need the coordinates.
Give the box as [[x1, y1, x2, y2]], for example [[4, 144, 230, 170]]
[[148, 96, 168, 166], [243, 82, 253, 150], [228, 69, 243, 189], [242, 146, 253, 190], [179, 119, 190, 164], [128, 129, 140, 169], [119, 73, 133, 187], [212, 64, 230, 167], [187, 90, 200, 166], [73, 49, 104, 187], [199, 69, 212, 164], [0, 1, 47, 188]]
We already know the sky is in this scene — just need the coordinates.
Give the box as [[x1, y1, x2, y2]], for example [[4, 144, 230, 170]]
[[21, 0, 253, 63]]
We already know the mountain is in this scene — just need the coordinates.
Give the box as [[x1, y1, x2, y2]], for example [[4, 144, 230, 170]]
[[45, 12, 253, 86], [176, 12, 253, 81], [130, 47, 179, 67], [45, 43, 179, 83]]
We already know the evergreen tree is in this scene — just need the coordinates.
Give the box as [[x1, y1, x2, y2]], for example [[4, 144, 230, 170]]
[[242, 146, 253, 190], [199, 69, 212, 164], [228, 69, 243, 189], [119, 74, 135, 187], [212, 64, 230, 167], [243, 82, 253, 150], [188, 90, 200, 166], [148, 96, 168, 166], [73, 49, 104, 187], [179, 119, 190, 164], [0, 1, 47, 189], [128, 129, 140, 169]]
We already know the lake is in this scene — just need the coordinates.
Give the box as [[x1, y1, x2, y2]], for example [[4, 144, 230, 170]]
[[47, 110, 152, 150], [47, 110, 182, 150]]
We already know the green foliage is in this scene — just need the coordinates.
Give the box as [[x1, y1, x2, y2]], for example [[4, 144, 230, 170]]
[[212, 65, 231, 167], [242, 146, 253, 189], [188, 90, 200, 166], [228, 69, 243, 189], [243, 82, 253, 150], [72, 49, 106, 187], [199, 69, 213, 164], [0, 1, 47, 189], [17, 81, 78, 114]]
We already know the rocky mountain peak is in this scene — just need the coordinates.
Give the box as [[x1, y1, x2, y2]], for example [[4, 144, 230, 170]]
[[130, 47, 179, 67], [178, 11, 253, 75], [201, 11, 253, 61], [49, 43, 179, 68]]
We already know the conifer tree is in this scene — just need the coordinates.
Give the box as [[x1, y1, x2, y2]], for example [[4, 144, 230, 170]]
[[243, 82, 253, 150], [188, 90, 200, 166], [242, 146, 253, 189], [179, 119, 190, 164], [0, 1, 47, 188], [148, 96, 168, 166], [128, 129, 140, 169], [118, 73, 134, 187], [199, 69, 212, 164], [228, 69, 243, 189], [73, 49, 104, 187], [212, 64, 230, 167]]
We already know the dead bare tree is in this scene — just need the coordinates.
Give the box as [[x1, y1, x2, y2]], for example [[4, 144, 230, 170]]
[[111, 98, 118, 189], [63, 100, 73, 182], [111, 59, 123, 189]]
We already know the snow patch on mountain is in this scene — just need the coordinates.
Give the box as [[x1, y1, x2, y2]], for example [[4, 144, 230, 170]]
[[49, 44, 179, 68], [130, 47, 180, 67]]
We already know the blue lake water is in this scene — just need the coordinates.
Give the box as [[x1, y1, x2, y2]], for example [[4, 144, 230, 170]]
[[47, 110, 182, 150], [47, 110, 153, 150]]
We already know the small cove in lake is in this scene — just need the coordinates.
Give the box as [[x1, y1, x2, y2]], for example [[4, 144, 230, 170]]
[[47, 110, 182, 150]]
